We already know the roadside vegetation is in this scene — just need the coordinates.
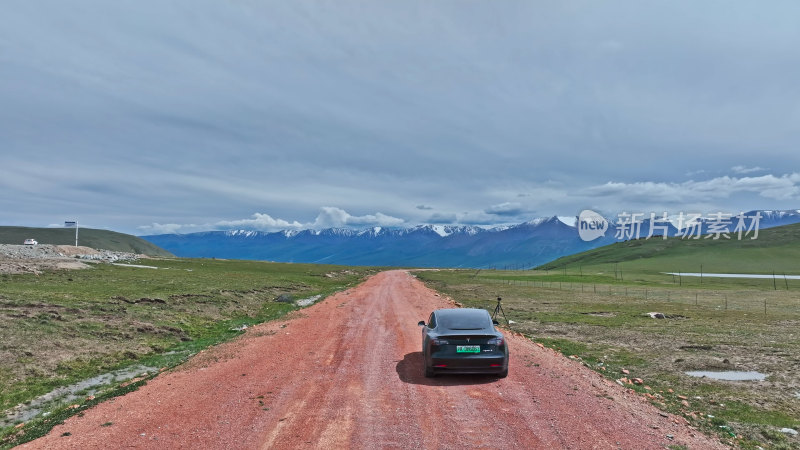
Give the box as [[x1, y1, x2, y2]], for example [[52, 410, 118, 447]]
[[416, 240, 800, 449], [0, 257, 376, 447]]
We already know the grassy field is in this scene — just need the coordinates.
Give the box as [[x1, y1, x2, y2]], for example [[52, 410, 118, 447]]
[[540, 222, 800, 275], [4, 223, 799, 448], [0, 226, 173, 256], [0, 257, 377, 446], [416, 232, 800, 450]]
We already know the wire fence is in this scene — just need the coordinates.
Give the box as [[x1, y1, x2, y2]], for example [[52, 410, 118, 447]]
[[479, 277, 799, 315]]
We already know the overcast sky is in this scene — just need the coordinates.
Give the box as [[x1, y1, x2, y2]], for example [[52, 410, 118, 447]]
[[2, 1, 799, 235]]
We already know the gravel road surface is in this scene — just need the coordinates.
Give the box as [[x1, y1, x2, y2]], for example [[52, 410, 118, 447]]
[[23, 271, 725, 449]]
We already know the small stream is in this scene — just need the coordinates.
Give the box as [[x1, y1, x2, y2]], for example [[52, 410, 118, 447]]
[[2, 365, 157, 427]]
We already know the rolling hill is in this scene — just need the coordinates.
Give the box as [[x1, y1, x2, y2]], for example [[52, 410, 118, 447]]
[[0, 227, 173, 257], [538, 222, 800, 274]]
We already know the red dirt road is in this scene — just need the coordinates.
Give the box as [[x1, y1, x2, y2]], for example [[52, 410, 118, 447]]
[[24, 271, 725, 449]]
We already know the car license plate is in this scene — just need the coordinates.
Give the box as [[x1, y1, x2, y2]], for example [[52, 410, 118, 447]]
[[457, 345, 480, 353]]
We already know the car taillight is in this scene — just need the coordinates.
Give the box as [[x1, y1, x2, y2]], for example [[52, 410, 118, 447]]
[[431, 339, 450, 346], [488, 337, 504, 347]]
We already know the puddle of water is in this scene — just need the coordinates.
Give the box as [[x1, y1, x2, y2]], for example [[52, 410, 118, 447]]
[[665, 272, 800, 280], [295, 295, 322, 307], [1, 365, 156, 427], [685, 370, 766, 381]]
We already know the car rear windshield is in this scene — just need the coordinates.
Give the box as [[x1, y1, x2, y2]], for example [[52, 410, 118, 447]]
[[438, 310, 491, 330]]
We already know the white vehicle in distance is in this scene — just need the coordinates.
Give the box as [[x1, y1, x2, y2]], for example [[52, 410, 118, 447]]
[[23, 238, 38, 245]]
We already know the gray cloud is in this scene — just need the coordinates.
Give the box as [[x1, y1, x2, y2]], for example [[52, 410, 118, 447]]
[[585, 173, 800, 204], [138, 207, 405, 234], [428, 213, 458, 224], [484, 202, 530, 217], [136, 171, 800, 233], [312, 207, 405, 229], [2, 1, 799, 234], [731, 165, 768, 175]]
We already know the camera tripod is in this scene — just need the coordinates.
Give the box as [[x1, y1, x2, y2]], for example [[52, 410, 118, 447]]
[[491, 297, 508, 323]]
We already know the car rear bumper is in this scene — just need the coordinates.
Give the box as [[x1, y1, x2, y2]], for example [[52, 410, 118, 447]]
[[429, 354, 508, 374]]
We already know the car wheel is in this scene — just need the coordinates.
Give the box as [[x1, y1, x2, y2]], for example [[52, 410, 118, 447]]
[[424, 364, 435, 378], [497, 368, 508, 378]]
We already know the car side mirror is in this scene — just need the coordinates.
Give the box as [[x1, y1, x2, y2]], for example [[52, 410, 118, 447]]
[[492, 319, 499, 325], [417, 320, 425, 327]]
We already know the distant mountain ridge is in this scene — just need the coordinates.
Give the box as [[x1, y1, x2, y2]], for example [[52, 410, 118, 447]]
[[142, 209, 800, 268]]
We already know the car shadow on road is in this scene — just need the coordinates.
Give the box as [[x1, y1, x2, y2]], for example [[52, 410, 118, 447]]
[[396, 352, 500, 386]]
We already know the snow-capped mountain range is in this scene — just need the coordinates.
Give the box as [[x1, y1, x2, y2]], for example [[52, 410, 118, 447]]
[[142, 210, 800, 268]]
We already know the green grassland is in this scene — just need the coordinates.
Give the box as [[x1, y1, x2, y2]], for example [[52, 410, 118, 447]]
[[540, 222, 800, 275], [0, 257, 376, 446], [0, 226, 172, 256], [416, 226, 800, 449]]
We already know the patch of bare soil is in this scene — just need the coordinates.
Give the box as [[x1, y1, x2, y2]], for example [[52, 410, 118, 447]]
[[0, 244, 140, 274], [22, 271, 726, 449], [0, 258, 90, 274], [53, 246, 101, 257]]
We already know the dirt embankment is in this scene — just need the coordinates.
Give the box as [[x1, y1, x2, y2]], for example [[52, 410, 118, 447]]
[[0, 244, 143, 274], [22, 271, 726, 449]]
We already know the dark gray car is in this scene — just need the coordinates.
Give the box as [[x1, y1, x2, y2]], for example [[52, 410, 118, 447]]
[[418, 308, 509, 378]]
